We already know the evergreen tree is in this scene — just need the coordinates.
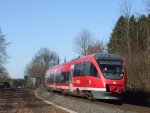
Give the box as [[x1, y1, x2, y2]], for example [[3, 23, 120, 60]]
[[108, 16, 127, 54], [129, 15, 137, 53], [137, 15, 148, 51]]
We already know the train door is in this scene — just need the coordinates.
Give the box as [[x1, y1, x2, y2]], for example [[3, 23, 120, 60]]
[[69, 65, 74, 92], [53, 69, 56, 90]]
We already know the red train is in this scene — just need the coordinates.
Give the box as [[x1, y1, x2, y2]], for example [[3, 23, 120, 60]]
[[45, 53, 126, 99]]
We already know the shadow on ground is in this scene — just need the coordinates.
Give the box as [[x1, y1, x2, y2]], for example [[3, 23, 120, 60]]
[[99, 90, 150, 107], [123, 90, 150, 107]]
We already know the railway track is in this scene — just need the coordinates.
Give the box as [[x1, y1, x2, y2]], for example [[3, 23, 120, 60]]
[[70, 93, 150, 113], [68, 95, 150, 113], [0, 88, 68, 113], [37, 88, 150, 113], [0, 88, 149, 113]]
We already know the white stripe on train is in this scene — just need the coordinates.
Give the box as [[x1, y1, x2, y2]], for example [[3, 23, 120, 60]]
[[49, 85, 106, 91]]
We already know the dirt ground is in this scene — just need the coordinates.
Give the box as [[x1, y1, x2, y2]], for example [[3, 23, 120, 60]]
[[0, 88, 68, 113]]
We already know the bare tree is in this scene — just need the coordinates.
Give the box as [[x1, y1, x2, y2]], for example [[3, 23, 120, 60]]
[[146, 0, 150, 12], [0, 65, 10, 83], [73, 29, 93, 56], [0, 29, 10, 84], [86, 40, 105, 55], [0, 29, 9, 65], [121, 0, 132, 19], [120, 0, 132, 57], [25, 47, 59, 86], [35, 48, 59, 67]]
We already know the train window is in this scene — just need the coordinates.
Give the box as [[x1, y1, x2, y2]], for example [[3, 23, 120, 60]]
[[74, 63, 82, 76], [60, 75, 64, 83], [62, 72, 70, 83], [73, 64, 77, 76], [66, 72, 70, 81], [58, 73, 61, 83], [73, 66, 76, 76], [81, 61, 90, 76], [81, 62, 85, 76], [77, 63, 81, 76], [55, 74, 57, 83], [89, 63, 98, 77], [63, 72, 66, 83], [55, 73, 60, 83], [74, 62, 94, 76]]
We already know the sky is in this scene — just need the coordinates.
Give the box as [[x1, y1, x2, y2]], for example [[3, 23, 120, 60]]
[[0, 0, 147, 79]]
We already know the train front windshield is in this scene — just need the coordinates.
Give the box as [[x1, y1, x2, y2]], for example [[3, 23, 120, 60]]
[[97, 61, 124, 80]]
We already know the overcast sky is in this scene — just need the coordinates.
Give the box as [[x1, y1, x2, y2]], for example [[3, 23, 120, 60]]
[[0, 0, 147, 78]]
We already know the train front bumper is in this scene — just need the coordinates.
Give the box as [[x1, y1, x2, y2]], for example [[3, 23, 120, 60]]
[[91, 91, 122, 100]]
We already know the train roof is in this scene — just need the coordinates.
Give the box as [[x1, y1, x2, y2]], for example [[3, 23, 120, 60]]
[[47, 53, 123, 70], [93, 53, 122, 61]]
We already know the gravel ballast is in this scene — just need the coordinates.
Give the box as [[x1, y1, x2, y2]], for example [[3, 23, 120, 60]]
[[36, 87, 136, 113]]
